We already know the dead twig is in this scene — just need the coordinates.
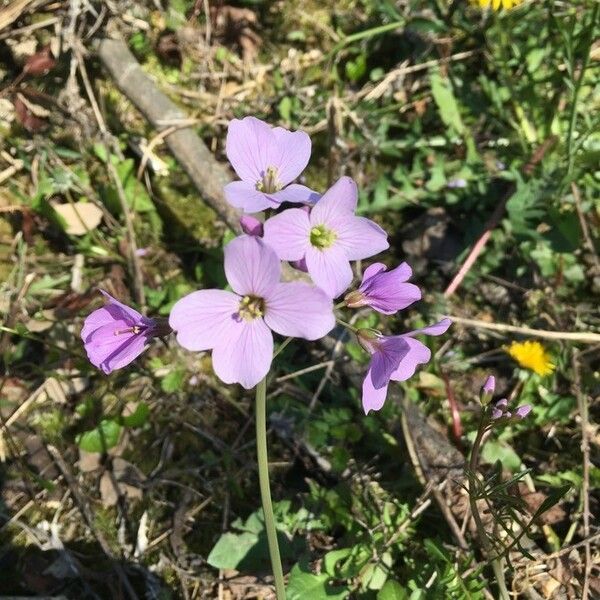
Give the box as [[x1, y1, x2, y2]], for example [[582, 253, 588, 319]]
[[447, 315, 600, 343], [571, 349, 592, 599]]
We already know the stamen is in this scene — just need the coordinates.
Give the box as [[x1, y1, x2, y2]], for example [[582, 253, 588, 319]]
[[310, 224, 337, 250], [255, 166, 283, 194], [238, 295, 265, 321], [114, 325, 142, 336]]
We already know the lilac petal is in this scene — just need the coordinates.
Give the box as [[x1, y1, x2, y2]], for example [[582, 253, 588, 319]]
[[226, 117, 276, 182], [362, 366, 390, 414], [212, 318, 273, 389], [514, 405, 532, 419], [225, 235, 281, 297], [267, 184, 320, 205], [359, 262, 421, 314], [271, 128, 311, 186], [361, 263, 387, 281], [169, 289, 240, 351], [495, 398, 508, 409], [305, 244, 353, 298], [240, 215, 264, 237], [334, 216, 389, 260], [370, 337, 411, 389], [263, 208, 311, 261], [83, 321, 147, 374], [482, 375, 496, 394], [390, 337, 432, 382], [264, 282, 334, 340], [491, 408, 504, 420], [404, 318, 452, 338], [224, 181, 277, 213], [290, 257, 308, 273], [81, 295, 142, 343], [98, 290, 144, 321], [309, 177, 358, 224]]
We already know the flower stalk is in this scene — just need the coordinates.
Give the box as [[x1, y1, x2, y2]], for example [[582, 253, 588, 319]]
[[255, 377, 286, 599], [468, 414, 510, 600]]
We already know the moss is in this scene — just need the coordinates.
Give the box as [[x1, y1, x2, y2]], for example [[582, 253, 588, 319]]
[[29, 409, 67, 444]]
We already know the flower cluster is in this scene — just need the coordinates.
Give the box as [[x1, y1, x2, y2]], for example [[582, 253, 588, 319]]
[[479, 376, 531, 423], [81, 116, 451, 413]]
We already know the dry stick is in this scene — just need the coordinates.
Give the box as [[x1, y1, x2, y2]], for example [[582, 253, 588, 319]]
[[97, 38, 242, 234], [46, 444, 139, 600], [571, 349, 591, 600], [571, 182, 600, 274], [446, 315, 600, 343], [444, 136, 558, 298]]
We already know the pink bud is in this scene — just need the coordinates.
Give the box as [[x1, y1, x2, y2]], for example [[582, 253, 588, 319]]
[[483, 375, 496, 394]]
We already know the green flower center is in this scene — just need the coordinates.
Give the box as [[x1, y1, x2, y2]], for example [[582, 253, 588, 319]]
[[238, 295, 265, 321], [255, 166, 282, 194], [310, 224, 337, 250]]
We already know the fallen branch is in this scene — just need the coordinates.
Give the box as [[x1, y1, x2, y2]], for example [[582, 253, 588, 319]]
[[447, 315, 600, 343], [97, 38, 241, 233]]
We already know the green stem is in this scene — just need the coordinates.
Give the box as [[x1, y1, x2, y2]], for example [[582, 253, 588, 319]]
[[468, 414, 510, 600], [335, 317, 358, 333], [255, 377, 286, 599]]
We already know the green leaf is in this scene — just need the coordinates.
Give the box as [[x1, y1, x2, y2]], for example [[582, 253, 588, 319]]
[[207, 531, 261, 569], [121, 402, 150, 428], [345, 54, 367, 83], [480, 439, 522, 472], [430, 70, 464, 135], [161, 369, 186, 393], [378, 580, 409, 600], [287, 562, 349, 600], [76, 419, 122, 453]]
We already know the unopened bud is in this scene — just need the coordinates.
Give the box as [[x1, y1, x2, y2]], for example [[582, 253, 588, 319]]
[[480, 374, 496, 405]]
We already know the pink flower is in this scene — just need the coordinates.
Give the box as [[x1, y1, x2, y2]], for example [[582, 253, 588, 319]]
[[263, 177, 389, 298], [344, 262, 421, 314], [81, 291, 164, 374], [169, 235, 335, 389], [491, 399, 531, 421], [224, 116, 319, 213], [483, 375, 496, 394], [358, 318, 452, 414]]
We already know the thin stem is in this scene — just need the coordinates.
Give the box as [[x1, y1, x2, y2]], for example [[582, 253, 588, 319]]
[[336, 317, 358, 333], [468, 412, 511, 600], [273, 336, 293, 360], [255, 377, 285, 599]]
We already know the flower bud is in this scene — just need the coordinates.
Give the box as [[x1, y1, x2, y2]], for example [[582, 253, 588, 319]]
[[480, 375, 495, 405]]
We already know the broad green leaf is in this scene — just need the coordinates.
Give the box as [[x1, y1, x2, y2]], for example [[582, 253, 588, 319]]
[[430, 71, 464, 135], [206, 532, 259, 569], [121, 402, 150, 428], [286, 562, 349, 600], [76, 419, 122, 453], [378, 580, 409, 600]]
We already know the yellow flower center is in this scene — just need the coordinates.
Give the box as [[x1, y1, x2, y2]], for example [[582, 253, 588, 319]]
[[238, 295, 265, 321], [310, 224, 337, 250]]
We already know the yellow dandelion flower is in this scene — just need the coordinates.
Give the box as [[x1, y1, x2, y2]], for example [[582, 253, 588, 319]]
[[471, 0, 523, 10], [506, 340, 555, 376]]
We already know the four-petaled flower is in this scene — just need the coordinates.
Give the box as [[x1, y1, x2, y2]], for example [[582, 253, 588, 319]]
[[169, 235, 335, 389], [224, 116, 319, 213], [81, 291, 165, 374], [358, 318, 452, 414], [263, 176, 389, 298], [345, 262, 421, 314]]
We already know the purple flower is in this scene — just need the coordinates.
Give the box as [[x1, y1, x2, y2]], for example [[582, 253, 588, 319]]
[[224, 116, 319, 213], [514, 404, 532, 419], [359, 318, 452, 414], [263, 177, 389, 298], [490, 399, 531, 421], [240, 215, 264, 237], [483, 375, 496, 395], [169, 235, 335, 389], [344, 262, 421, 314], [81, 291, 162, 374]]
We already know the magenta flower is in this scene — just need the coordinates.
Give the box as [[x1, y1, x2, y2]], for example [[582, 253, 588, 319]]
[[358, 318, 452, 414], [81, 291, 163, 374], [224, 116, 319, 213], [344, 262, 421, 314], [169, 235, 335, 389], [263, 177, 389, 298]]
